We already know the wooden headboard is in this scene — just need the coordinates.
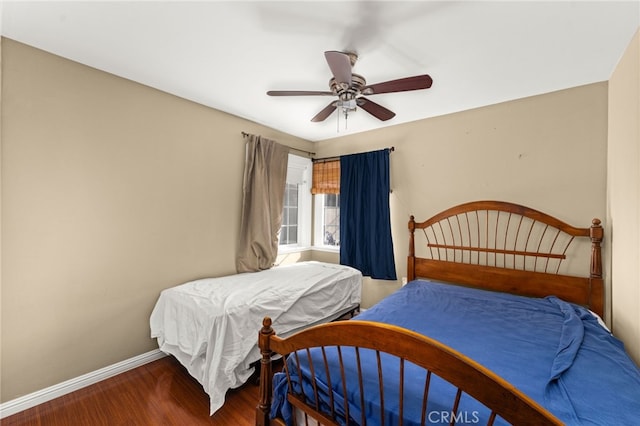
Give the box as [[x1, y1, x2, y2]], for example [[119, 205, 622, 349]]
[[408, 201, 604, 317]]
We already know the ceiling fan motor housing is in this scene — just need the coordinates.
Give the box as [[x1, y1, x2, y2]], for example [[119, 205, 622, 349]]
[[330, 73, 366, 100]]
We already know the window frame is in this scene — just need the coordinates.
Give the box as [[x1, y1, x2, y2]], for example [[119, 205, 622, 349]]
[[278, 154, 312, 253]]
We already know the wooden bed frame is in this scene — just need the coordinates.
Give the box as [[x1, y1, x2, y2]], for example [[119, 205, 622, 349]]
[[256, 200, 604, 426]]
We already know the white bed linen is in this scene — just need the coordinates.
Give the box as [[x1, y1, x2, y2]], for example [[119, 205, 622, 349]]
[[149, 261, 362, 415]]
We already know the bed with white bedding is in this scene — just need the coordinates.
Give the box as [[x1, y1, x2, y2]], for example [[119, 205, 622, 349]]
[[149, 261, 362, 415]]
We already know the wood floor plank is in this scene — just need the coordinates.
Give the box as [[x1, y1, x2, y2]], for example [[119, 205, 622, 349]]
[[2, 356, 258, 425]]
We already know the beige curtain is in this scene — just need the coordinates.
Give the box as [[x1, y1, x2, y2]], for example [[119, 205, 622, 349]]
[[236, 135, 289, 273]]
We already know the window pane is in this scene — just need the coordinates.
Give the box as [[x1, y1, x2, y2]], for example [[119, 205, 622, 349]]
[[280, 183, 299, 245], [289, 207, 298, 226], [323, 194, 340, 246]]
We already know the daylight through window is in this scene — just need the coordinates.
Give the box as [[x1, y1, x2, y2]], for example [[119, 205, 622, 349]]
[[278, 154, 311, 251]]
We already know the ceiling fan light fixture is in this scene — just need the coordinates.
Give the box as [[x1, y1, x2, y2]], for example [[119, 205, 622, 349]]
[[267, 51, 433, 124], [338, 99, 357, 111]]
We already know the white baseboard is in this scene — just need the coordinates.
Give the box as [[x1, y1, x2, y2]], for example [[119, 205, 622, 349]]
[[0, 349, 166, 419]]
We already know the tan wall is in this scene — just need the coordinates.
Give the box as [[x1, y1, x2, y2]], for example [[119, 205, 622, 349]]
[[313, 83, 608, 312], [0, 38, 313, 402], [608, 29, 640, 365]]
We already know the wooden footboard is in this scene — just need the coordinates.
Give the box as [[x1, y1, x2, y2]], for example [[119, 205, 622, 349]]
[[256, 317, 561, 426]]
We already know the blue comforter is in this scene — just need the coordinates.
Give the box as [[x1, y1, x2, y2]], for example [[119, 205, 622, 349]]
[[271, 280, 640, 425]]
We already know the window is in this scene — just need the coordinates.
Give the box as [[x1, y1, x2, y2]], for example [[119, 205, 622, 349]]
[[278, 154, 311, 252], [312, 159, 340, 250], [314, 193, 340, 248]]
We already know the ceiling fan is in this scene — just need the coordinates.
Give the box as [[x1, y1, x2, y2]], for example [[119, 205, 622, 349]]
[[267, 51, 433, 123]]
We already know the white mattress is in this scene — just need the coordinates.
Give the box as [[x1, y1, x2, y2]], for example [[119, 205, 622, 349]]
[[149, 261, 362, 415]]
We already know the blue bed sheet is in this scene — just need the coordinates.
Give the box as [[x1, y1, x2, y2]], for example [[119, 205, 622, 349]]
[[271, 280, 640, 425]]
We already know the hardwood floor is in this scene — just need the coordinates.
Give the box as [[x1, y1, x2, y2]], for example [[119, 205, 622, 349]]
[[1, 356, 258, 425]]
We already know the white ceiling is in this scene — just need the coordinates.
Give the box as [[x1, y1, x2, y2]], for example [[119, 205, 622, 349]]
[[2, 1, 639, 142]]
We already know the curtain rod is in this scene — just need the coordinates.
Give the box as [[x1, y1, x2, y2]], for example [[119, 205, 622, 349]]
[[312, 146, 395, 163], [241, 132, 316, 157]]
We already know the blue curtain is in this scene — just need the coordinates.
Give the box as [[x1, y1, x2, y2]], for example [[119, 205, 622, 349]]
[[339, 149, 397, 280]]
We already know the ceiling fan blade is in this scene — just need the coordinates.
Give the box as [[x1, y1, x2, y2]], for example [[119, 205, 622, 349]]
[[357, 97, 395, 121], [324, 51, 352, 86], [311, 102, 337, 122], [362, 74, 433, 95], [267, 90, 334, 96]]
